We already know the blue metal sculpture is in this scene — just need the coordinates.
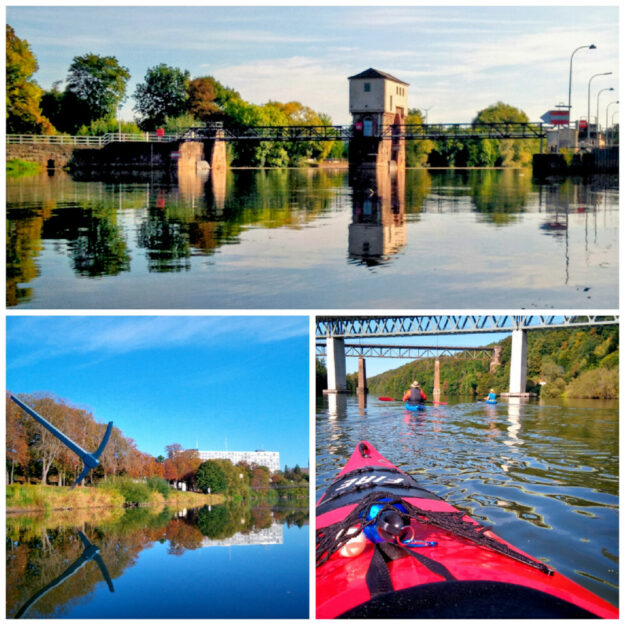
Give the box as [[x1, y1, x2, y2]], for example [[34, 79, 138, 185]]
[[10, 394, 113, 488]]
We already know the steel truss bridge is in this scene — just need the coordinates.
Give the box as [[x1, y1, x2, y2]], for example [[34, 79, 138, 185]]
[[181, 122, 546, 142], [316, 315, 619, 339], [316, 343, 492, 360]]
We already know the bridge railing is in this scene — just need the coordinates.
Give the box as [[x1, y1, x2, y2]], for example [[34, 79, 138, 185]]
[[7, 132, 180, 146]]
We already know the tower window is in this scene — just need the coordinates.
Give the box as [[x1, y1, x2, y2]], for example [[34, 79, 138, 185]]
[[364, 82, 371, 92]]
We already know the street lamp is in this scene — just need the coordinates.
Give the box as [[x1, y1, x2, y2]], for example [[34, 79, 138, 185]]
[[606, 100, 618, 146], [568, 44, 596, 116], [587, 72, 612, 131], [596, 87, 614, 133]]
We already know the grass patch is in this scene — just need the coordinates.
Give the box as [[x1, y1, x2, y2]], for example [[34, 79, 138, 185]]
[[6, 159, 42, 178]]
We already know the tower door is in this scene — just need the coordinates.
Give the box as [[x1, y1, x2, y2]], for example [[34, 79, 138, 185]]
[[363, 119, 373, 136]]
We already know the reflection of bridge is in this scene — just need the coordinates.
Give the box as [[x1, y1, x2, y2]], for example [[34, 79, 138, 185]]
[[200, 523, 283, 548], [316, 315, 618, 397]]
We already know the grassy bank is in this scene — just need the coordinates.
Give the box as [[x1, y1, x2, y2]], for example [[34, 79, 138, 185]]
[[6, 158, 42, 178], [7, 479, 223, 513]]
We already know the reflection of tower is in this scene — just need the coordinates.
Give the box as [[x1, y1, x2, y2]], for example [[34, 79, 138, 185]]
[[348, 167, 406, 265]]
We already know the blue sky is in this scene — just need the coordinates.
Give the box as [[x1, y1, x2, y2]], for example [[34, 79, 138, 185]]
[[7, 4, 619, 125], [6, 316, 310, 468]]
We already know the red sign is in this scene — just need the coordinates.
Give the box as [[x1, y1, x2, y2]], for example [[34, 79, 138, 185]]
[[540, 110, 569, 126], [156, 128, 165, 137], [578, 119, 588, 130]]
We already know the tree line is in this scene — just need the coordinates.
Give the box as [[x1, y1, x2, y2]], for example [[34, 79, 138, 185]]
[[9, 23, 549, 168], [6, 392, 307, 501], [6, 24, 343, 167], [317, 326, 618, 399]]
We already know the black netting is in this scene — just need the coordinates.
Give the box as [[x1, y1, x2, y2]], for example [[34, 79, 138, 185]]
[[316, 491, 553, 576]]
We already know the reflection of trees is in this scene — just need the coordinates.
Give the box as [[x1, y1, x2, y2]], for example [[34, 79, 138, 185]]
[[468, 170, 532, 224], [40, 204, 130, 276], [136, 211, 191, 272], [195, 503, 252, 540]]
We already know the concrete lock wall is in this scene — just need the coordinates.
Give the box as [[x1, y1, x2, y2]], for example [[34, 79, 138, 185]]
[[7, 144, 92, 168]]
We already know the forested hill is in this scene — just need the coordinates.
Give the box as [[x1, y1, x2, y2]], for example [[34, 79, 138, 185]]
[[352, 326, 618, 400]]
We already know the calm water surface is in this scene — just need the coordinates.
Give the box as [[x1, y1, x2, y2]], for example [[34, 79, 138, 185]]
[[6, 504, 309, 618], [316, 395, 618, 608], [7, 168, 618, 308]]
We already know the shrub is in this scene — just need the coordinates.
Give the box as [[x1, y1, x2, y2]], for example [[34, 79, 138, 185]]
[[147, 476, 171, 498], [565, 368, 619, 399]]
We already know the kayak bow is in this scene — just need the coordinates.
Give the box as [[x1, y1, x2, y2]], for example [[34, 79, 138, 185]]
[[316, 441, 617, 619]]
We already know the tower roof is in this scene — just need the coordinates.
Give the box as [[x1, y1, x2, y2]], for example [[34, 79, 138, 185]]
[[348, 68, 409, 86]]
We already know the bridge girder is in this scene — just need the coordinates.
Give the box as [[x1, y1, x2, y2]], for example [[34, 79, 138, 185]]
[[316, 343, 491, 360], [179, 122, 546, 142], [316, 315, 619, 338]]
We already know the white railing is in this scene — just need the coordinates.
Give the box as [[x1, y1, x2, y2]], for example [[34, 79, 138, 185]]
[[7, 132, 180, 146]]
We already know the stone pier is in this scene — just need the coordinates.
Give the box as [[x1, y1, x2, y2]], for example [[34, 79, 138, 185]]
[[357, 356, 368, 395], [433, 358, 441, 401]]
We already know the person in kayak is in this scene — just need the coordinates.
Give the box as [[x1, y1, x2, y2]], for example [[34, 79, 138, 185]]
[[485, 388, 497, 402], [403, 381, 427, 404]]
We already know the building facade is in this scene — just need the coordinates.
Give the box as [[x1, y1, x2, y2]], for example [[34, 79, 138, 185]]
[[348, 68, 409, 168], [197, 449, 281, 473]]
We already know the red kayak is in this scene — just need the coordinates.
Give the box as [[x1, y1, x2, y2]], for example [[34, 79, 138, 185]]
[[316, 440, 618, 619]]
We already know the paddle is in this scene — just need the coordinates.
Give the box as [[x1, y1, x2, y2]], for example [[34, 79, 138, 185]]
[[378, 396, 448, 406]]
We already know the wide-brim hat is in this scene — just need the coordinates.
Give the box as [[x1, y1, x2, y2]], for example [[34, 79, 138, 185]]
[[411, 381, 420, 388]]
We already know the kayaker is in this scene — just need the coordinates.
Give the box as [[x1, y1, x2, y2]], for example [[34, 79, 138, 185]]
[[402, 380, 427, 404], [485, 388, 497, 402]]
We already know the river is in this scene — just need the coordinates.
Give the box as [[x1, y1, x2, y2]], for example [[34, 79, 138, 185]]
[[6, 168, 618, 309], [315, 395, 618, 608], [6, 504, 309, 619]]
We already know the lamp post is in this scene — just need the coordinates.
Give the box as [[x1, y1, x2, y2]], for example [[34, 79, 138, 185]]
[[596, 87, 614, 134], [568, 44, 596, 117], [587, 72, 612, 135], [606, 101, 618, 146]]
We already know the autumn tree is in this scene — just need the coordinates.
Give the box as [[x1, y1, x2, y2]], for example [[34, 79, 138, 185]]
[[187, 77, 219, 121], [6, 394, 28, 484], [6, 25, 54, 133], [134, 64, 190, 130]]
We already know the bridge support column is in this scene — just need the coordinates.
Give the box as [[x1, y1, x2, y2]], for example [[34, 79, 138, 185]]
[[324, 337, 348, 394], [490, 345, 503, 373], [357, 356, 368, 395], [508, 329, 527, 396], [433, 358, 441, 401], [209, 130, 227, 171]]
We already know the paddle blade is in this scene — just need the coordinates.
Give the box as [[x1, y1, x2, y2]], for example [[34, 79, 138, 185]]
[[378, 397, 397, 401]]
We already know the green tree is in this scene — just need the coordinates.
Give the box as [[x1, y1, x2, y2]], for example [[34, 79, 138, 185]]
[[195, 460, 228, 494], [473, 102, 536, 166], [66, 53, 130, 127], [405, 109, 434, 166], [134, 64, 190, 130], [6, 25, 54, 134]]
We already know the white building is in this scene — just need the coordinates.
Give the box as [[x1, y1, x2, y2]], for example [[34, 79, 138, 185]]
[[197, 449, 280, 473]]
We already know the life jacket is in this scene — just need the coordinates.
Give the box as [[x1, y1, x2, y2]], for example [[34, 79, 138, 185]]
[[409, 387, 425, 403]]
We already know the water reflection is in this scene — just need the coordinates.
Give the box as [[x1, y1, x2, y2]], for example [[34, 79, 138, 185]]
[[6, 168, 618, 308], [348, 168, 406, 266], [15, 530, 114, 619], [6, 504, 309, 619]]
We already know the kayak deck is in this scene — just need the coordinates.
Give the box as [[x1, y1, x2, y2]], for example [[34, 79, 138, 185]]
[[316, 441, 618, 619]]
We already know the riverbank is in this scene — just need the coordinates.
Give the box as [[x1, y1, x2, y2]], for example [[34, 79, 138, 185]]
[[6, 483, 223, 513]]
